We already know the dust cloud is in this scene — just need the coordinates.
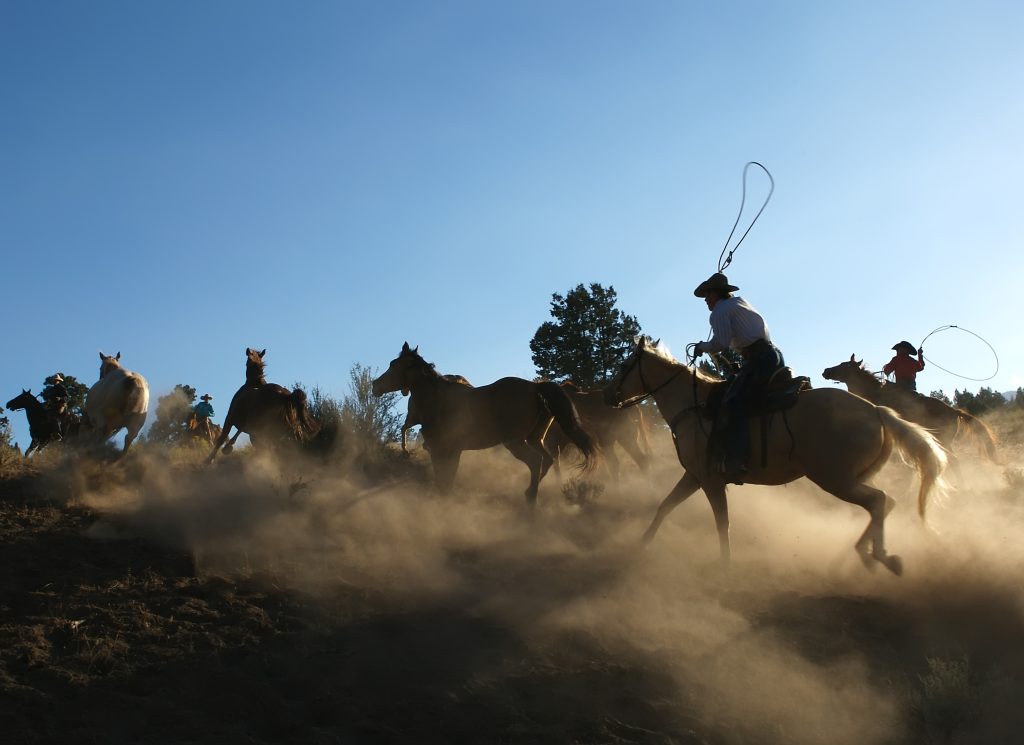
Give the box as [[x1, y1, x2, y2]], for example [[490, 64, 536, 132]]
[[64, 433, 1024, 744]]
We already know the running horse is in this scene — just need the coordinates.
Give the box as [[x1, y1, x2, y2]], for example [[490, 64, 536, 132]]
[[544, 381, 651, 481], [401, 373, 472, 451], [85, 352, 149, 455], [604, 337, 948, 575], [5, 390, 63, 456], [373, 343, 598, 504], [207, 347, 318, 463], [823, 355, 999, 463]]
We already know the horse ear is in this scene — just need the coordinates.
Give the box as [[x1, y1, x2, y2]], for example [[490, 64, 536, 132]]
[[402, 342, 410, 352], [259, 349, 266, 358], [637, 337, 647, 349], [99, 352, 106, 361], [849, 354, 856, 362], [413, 345, 419, 354], [857, 359, 864, 367], [115, 352, 121, 361], [246, 347, 252, 355]]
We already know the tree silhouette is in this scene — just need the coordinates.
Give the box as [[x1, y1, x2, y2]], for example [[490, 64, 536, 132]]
[[41, 373, 89, 416], [342, 363, 402, 446], [147, 384, 198, 444], [530, 283, 641, 388]]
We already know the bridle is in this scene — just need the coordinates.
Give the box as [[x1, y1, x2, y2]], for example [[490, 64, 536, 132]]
[[610, 347, 682, 409]]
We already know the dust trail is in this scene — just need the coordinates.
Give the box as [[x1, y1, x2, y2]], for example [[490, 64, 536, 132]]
[[64, 433, 1024, 744]]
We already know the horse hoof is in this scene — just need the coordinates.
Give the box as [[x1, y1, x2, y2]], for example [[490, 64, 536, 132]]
[[884, 554, 903, 576]]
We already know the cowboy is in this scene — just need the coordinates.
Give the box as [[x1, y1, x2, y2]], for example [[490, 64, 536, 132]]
[[883, 341, 925, 391], [194, 394, 215, 438], [692, 272, 784, 483], [46, 373, 71, 437]]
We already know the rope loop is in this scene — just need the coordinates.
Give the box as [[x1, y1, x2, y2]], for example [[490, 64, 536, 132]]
[[718, 161, 775, 273]]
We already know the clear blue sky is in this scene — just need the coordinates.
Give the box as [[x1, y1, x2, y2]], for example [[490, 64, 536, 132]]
[[2, 1, 1022, 449]]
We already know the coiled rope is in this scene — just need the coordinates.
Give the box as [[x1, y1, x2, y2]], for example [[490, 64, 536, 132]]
[[717, 161, 775, 273]]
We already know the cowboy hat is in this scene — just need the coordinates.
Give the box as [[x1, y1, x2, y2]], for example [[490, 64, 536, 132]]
[[693, 272, 739, 298], [891, 341, 918, 355], [52, 373, 64, 383], [200, 394, 213, 401]]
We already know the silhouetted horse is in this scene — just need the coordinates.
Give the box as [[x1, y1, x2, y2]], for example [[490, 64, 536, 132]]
[[207, 348, 318, 463], [823, 354, 999, 464], [605, 337, 948, 574], [5, 390, 62, 456], [401, 373, 473, 451], [85, 352, 149, 455], [373, 343, 597, 504], [188, 412, 222, 445], [545, 381, 651, 481]]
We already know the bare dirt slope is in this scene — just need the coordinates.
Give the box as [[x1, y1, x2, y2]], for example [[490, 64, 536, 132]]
[[2, 432, 1023, 744]]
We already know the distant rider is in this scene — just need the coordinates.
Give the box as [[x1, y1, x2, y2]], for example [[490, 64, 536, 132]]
[[46, 373, 70, 437], [883, 341, 925, 391], [692, 272, 784, 483], [194, 394, 215, 439]]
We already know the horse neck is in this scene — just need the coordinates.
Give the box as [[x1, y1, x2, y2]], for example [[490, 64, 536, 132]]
[[639, 351, 702, 410], [845, 368, 882, 397], [245, 363, 267, 386]]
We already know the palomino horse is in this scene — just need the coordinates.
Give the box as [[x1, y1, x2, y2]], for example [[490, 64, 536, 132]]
[[372, 343, 597, 504], [85, 352, 149, 454], [604, 338, 948, 575], [823, 355, 999, 463], [5, 390, 63, 456], [545, 381, 651, 481], [207, 347, 318, 463], [401, 373, 472, 451]]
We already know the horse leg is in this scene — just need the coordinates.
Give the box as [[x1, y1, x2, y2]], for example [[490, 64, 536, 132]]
[[812, 477, 902, 575], [603, 443, 621, 483], [122, 415, 145, 455], [431, 450, 462, 494], [643, 471, 701, 544], [702, 481, 732, 564], [618, 433, 650, 474], [504, 440, 544, 506]]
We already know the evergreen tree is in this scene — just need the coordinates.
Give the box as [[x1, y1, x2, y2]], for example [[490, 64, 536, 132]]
[[41, 373, 89, 416], [530, 283, 642, 387], [147, 384, 198, 444], [929, 390, 952, 406], [953, 386, 1005, 416]]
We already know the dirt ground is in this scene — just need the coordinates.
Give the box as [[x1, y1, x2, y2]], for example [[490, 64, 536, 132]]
[[2, 425, 1023, 745]]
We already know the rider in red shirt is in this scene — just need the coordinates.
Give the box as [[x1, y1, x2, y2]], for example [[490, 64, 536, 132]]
[[883, 341, 925, 391]]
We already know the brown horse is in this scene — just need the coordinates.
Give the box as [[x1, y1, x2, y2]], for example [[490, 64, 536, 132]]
[[545, 382, 651, 481], [823, 355, 999, 463], [373, 343, 597, 504], [188, 412, 222, 445], [604, 337, 948, 575], [207, 348, 318, 463], [401, 373, 473, 451]]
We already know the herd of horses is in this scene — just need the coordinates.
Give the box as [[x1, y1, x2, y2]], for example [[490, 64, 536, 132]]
[[4, 340, 1003, 575]]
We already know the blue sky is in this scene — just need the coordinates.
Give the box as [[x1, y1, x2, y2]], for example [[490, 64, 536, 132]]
[[2, 1, 1021, 449]]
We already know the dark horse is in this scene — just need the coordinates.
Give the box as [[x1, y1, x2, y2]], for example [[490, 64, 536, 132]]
[[823, 355, 999, 464], [401, 373, 472, 451], [6, 390, 63, 456], [544, 381, 651, 482], [207, 348, 319, 463], [373, 343, 598, 504]]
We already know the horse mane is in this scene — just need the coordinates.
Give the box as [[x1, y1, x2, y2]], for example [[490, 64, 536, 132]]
[[638, 338, 718, 384]]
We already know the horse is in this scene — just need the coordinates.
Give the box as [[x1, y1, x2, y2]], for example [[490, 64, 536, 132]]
[[544, 381, 651, 481], [604, 337, 948, 575], [822, 355, 999, 464], [372, 342, 598, 504], [401, 373, 473, 452], [5, 390, 63, 456], [207, 347, 319, 463], [187, 412, 222, 445], [85, 352, 149, 455]]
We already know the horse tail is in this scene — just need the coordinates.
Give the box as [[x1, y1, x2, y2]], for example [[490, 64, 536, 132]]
[[957, 410, 1001, 464], [290, 388, 320, 439], [536, 382, 598, 473], [876, 406, 948, 520]]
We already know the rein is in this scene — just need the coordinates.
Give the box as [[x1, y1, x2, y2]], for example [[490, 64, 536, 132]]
[[611, 350, 682, 409]]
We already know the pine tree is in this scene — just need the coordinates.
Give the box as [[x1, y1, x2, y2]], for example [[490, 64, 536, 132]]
[[529, 283, 642, 388]]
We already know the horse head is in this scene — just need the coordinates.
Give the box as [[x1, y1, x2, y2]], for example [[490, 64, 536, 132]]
[[244, 347, 267, 384], [604, 336, 652, 407], [822, 354, 866, 385], [373, 341, 428, 396], [6, 389, 35, 410], [98, 351, 122, 378]]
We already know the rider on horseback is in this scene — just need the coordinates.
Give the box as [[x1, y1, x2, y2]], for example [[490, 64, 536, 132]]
[[692, 272, 784, 483], [194, 394, 215, 440], [45, 373, 70, 438], [884, 341, 925, 391]]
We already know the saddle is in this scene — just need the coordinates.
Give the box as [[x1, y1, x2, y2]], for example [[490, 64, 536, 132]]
[[700, 367, 812, 421]]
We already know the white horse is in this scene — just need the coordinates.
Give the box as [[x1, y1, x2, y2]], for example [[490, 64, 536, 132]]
[[85, 352, 149, 454]]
